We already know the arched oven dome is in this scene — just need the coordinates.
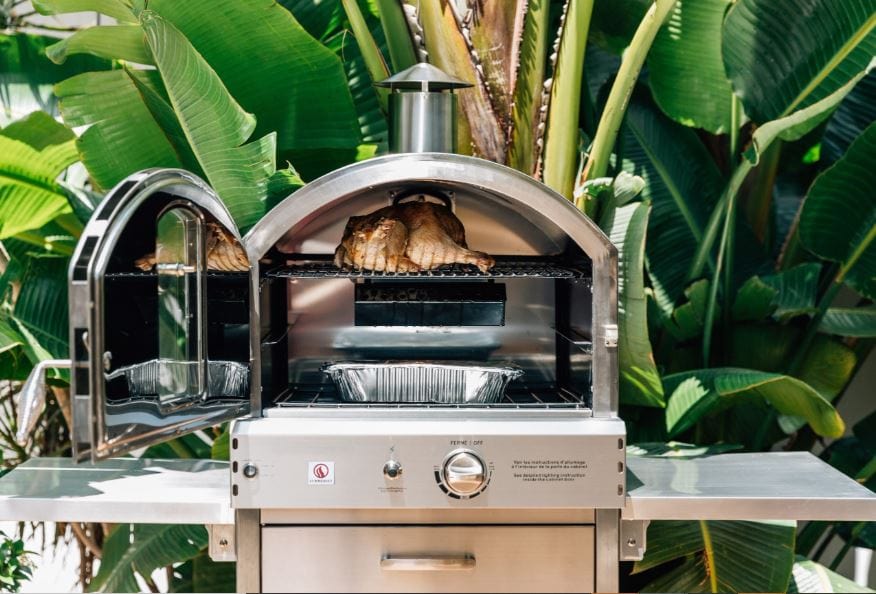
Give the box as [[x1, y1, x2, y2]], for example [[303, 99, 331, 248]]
[[243, 153, 616, 268]]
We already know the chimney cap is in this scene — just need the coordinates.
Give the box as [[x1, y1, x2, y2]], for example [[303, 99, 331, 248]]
[[375, 63, 472, 91]]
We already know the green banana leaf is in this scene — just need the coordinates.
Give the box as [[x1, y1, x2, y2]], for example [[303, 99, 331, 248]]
[[32, 0, 137, 23], [799, 121, 876, 299], [12, 254, 69, 360], [141, 12, 276, 231], [789, 557, 875, 593], [0, 33, 109, 126], [589, 0, 651, 54], [664, 367, 845, 438], [55, 69, 186, 190], [0, 131, 77, 239], [636, 520, 796, 593], [648, 0, 734, 134], [621, 92, 724, 310], [1, 110, 74, 149], [820, 306, 876, 337], [760, 262, 821, 321], [90, 524, 208, 593], [823, 69, 876, 162], [605, 201, 665, 407], [728, 325, 857, 405], [662, 279, 711, 342], [46, 25, 153, 65], [39, 0, 363, 181], [732, 275, 778, 321], [722, 0, 876, 124]]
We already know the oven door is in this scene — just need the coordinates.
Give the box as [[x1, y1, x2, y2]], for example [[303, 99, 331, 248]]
[[69, 169, 251, 461]]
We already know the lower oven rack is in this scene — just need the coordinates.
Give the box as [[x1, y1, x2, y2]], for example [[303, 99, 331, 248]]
[[273, 382, 590, 410]]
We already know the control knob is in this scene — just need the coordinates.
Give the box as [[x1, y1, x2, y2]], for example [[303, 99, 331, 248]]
[[383, 460, 403, 480], [442, 450, 486, 496]]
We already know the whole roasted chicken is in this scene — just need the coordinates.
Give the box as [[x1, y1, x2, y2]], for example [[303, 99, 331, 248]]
[[333, 196, 495, 273], [135, 222, 248, 272]]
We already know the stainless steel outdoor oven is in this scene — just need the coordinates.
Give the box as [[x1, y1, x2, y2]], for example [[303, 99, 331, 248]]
[[5, 65, 875, 594]]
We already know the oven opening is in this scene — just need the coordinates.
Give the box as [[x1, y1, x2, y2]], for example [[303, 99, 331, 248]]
[[259, 254, 594, 411]]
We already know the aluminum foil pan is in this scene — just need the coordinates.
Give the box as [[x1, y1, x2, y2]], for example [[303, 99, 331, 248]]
[[322, 361, 523, 403], [105, 359, 249, 398]]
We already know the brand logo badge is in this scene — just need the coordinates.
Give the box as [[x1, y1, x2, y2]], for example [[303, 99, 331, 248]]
[[308, 461, 334, 485]]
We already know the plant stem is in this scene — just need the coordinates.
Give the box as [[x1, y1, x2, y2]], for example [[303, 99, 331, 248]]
[[699, 520, 719, 594], [701, 161, 752, 365], [580, 0, 676, 186], [728, 95, 742, 166], [341, 0, 390, 112], [828, 522, 865, 570], [688, 160, 752, 282], [542, 0, 596, 200]]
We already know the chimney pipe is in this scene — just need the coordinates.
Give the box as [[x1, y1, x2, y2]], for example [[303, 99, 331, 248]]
[[375, 63, 472, 154]]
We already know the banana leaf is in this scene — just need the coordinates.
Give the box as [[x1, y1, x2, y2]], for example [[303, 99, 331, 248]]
[[90, 524, 208, 593], [636, 520, 796, 593], [799, 121, 876, 299], [664, 367, 845, 438], [722, 0, 876, 124], [648, 0, 734, 134]]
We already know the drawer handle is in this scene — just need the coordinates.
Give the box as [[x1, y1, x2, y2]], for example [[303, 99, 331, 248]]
[[380, 555, 476, 571]]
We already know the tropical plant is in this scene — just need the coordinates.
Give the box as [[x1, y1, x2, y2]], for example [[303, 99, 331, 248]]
[[0, 0, 874, 592], [0, 530, 33, 593]]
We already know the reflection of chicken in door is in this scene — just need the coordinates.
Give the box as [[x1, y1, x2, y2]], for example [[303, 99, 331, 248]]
[[333, 194, 495, 273]]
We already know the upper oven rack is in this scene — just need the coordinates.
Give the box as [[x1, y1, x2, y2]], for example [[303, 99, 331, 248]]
[[263, 256, 591, 280]]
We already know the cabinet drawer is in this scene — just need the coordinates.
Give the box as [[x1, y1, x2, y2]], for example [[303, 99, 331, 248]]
[[261, 525, 594, 593]]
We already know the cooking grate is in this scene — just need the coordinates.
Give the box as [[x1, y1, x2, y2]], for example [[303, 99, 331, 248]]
[[273, 382, 589, 409], [265, 256, 590, 280]]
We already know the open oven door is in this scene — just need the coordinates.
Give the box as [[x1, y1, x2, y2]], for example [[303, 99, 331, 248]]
[[65, 169, 252, 461]]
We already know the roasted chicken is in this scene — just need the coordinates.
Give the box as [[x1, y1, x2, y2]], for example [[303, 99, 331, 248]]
[[135, 222, 248, 272], [333, 196, 495, 273]]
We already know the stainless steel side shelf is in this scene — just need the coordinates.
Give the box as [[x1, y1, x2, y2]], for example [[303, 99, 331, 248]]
[[625, 452, 876, 521], [0, 457, 232, 525]]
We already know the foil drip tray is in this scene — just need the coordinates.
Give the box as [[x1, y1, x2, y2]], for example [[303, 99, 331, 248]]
[[322, 361, 523, 404], [105, 359, 250, 398]]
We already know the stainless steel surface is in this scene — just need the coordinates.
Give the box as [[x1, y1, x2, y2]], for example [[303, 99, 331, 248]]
[[235, 509, 260, 594], [380, 556, 476, 571], [619, 519, 648, 561], [383, 460, 403, 480], [595, 509, 620, 594], [442, 450, 487, 497], [323, 361, 523, 404], [16, 359, 71, 444], [259, 508, 597, 524], [70, 169, 251, 460], [260, 526, 595, 593], [244, 153, 618, 417], [388, 92, 457, 153], [625, 452, 876, 521], [104, 359, 249, 399], [0, 457, 231, 524], [208, 524, 236, 562], [231, 416, 625, 509]]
